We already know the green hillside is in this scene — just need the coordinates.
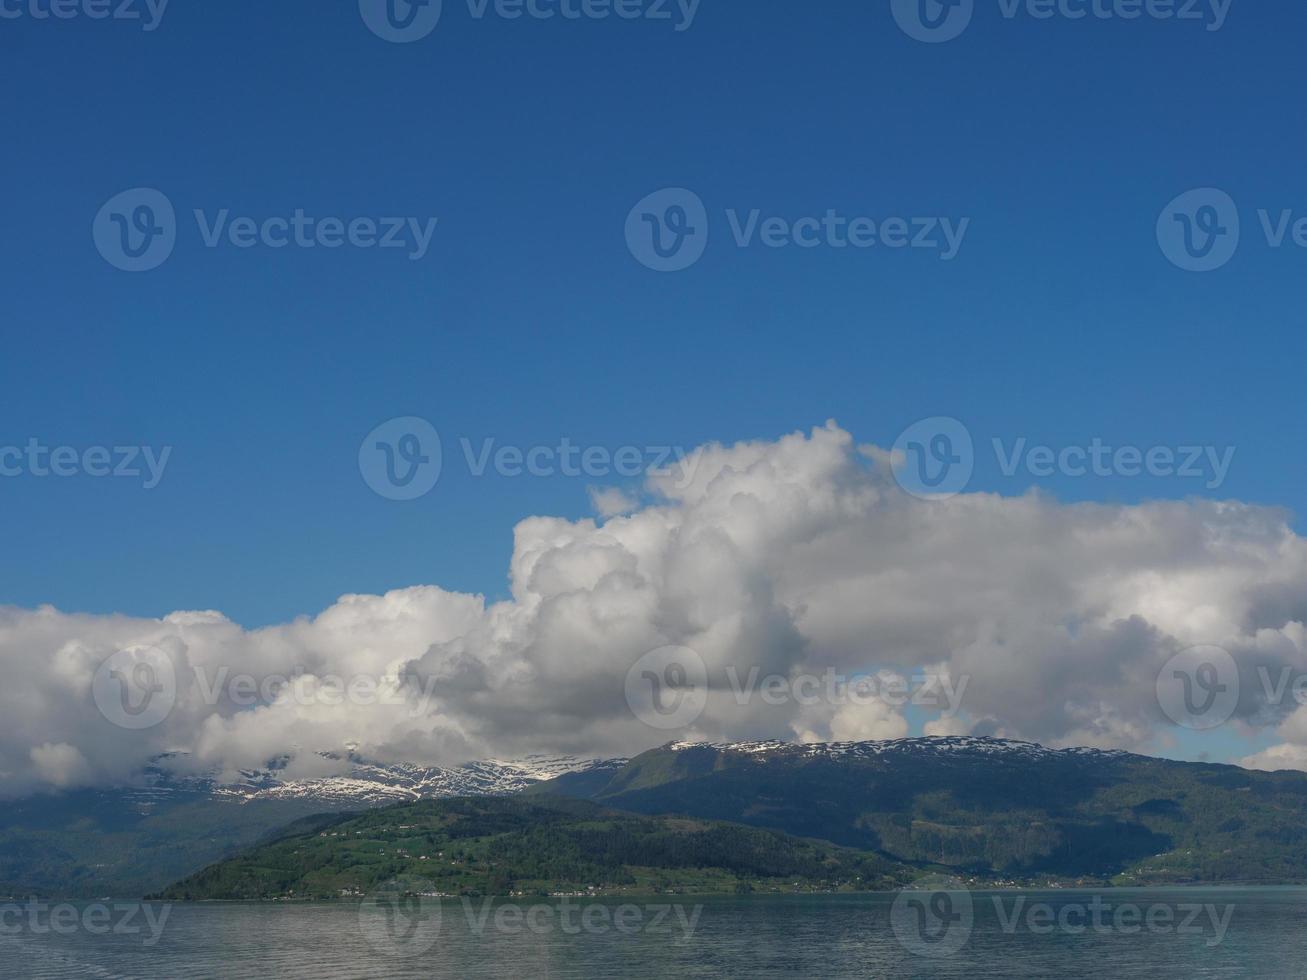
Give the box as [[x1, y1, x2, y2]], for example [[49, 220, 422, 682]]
[[151, 796, 910, 900], [533, 739, 1307, 885]]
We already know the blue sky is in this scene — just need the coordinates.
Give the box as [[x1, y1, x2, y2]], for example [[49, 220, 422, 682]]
[[3, 0, 1305, 630]]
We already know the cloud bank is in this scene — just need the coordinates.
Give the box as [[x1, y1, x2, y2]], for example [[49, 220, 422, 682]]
[[5, 421, 1307, 797]]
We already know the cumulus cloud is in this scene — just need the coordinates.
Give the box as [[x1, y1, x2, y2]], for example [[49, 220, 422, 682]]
[[5, 420, 1307, 796], [29, 743, 91, 788], [588, 486, 639, 518]]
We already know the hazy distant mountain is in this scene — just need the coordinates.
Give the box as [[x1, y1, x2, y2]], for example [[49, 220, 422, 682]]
[[0, 753, 624, 898]]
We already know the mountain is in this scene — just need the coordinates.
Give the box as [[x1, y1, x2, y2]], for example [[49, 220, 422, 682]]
[[205, 753, 627, 807], [0, 753, 623, 898], [152, 795, 910, 901], [530, 736, 1307, 885], [22, 735, 1307, 898]]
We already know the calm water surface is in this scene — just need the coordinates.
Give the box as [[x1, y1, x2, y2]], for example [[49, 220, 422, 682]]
[[2, 888, 1305, 979]]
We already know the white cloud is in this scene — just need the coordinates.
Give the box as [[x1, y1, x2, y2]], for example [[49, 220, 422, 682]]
[[588, 486, 639, 518], [29, 742, 91, 788], [4, 421, 1307, 795]]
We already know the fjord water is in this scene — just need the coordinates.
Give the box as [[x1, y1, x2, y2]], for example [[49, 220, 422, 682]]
[[2, 888, 1302, 979]]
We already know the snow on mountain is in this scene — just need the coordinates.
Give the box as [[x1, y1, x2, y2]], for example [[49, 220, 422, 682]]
[[136, 753, 627, 809], [666, 735, 1135, 762], [128, 736, 1135, 815]]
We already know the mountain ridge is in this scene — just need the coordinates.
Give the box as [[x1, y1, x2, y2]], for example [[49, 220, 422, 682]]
[[661, 734, 1140, 761], [13, 736, 1307, 898], [529, 735, 1307, 884], [0, 752, 625, 898], [134, 751, 625, 808]]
